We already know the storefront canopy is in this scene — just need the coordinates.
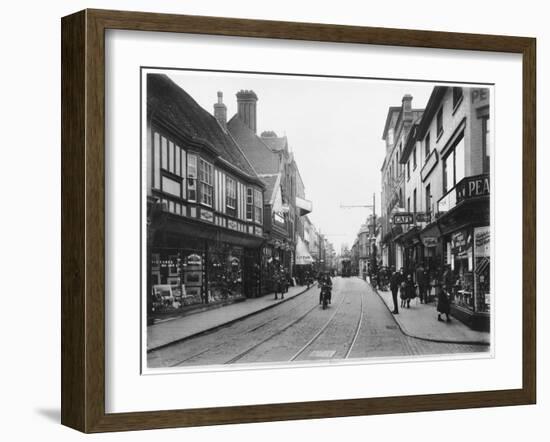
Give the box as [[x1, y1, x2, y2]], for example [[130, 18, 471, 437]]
[[295, 237, 314, 265]]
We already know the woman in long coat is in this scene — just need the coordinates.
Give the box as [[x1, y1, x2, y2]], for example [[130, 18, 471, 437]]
[[403, 274, 416, 308]]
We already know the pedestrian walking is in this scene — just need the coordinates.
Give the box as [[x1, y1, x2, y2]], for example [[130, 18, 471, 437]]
[[415, 263, 427, 304], [403, 274, 416, 308], [282, 267, 290, 297], [273, 268, 283, 300], [437, 265, 453, 322], [389, 266, 402, 314], [399, 280, 407, 308]]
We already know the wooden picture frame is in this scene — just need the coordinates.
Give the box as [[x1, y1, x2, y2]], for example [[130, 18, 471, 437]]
[[61, 8, 536, 433]]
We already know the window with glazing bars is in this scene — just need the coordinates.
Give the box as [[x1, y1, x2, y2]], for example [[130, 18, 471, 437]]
[[246, 188, 253, 221], [226, 176, 237, 216], [199, 158, 213, 206], [254, 189, 263, 224]]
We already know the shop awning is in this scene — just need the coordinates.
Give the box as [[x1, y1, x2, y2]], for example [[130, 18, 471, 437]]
[[418, 220, 442, 246], [394, 226, 420, 246], [295, 237, 314, 265], [296, 196, 313, 216]]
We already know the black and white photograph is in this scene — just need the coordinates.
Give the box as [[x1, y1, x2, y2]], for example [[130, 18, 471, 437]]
[[143, 69, 493, 371]]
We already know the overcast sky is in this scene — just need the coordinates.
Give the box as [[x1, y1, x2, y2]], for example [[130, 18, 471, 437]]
[[168, 71, 433, 252]]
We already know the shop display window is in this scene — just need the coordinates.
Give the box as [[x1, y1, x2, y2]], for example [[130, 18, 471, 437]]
[[207, 243, 244, 302], [150, 247, 205, 312], [474, 226, 491, 313]]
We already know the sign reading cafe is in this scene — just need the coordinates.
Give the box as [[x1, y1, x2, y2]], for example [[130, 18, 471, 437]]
[[393, 213, 414, 225]]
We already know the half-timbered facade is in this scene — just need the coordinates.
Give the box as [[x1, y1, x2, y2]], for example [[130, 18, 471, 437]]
[[146, 74, 265, 311]]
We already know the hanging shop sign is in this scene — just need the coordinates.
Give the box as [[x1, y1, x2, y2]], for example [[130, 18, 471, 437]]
[[456, 174, 490, 204], [422, 236, 438, 247], [393, 212, 414, 225], [415, 212, 431, 223]]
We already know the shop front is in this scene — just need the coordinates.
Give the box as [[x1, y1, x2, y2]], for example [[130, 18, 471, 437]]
[[441, 224, 490, 331], [260, 240, 293, 294], [395, 226, 422, 276], [437, 180, 490, 331], [418, 223, 444, 303], [148, 213, 263, 316]]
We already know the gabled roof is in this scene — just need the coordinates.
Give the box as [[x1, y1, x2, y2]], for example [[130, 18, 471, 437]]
[[400, 123, 420, 164], [400, 114, 424, 164], [227, 115, 281, 175], [227, 115, 283, 203], [416, 86, 448, 139], [381, 106, 402, 140], [147, 74, 259, 180], [261, 134, 288, 152], [258, 174, 281, 205]]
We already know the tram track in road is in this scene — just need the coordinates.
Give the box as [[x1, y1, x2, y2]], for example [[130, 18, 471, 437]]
[[344, 283, 364, 359], [289, 291, 349, 361], [169, 313, 292, 367], [290, 278, 365, 362], [224, 280, 349, 365], [164, 278, 361, 367], [167, 286, 320, 367], [224, 302, 323, 364]]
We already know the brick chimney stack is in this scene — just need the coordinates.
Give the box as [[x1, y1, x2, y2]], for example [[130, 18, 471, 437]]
[[236, 90, 258, 133], [402, 94, 413, 122], [213, 91, 227, 129]]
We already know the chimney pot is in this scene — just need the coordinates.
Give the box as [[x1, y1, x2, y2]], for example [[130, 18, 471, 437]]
[[402, 94, 413, 112], [214, 91, 227, 129], [236, 90, 258, 133]]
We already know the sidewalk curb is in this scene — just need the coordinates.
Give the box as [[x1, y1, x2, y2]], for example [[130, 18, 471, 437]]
[[371, 286, 490, 347], [147, 284, 316, 353]]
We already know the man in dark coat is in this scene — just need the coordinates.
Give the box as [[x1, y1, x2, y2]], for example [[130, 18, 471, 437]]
[[389, 266, 402, 314], [416, 263, 427, 304]]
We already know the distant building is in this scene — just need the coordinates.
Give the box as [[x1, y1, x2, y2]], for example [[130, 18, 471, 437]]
[[355, 223, 370, 278], [351, 213, 381, 279]]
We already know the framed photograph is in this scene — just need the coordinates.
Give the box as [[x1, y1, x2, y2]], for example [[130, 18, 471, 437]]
[[61, 9, 536, 433]]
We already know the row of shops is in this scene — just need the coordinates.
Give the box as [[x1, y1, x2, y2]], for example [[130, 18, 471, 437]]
[[149, 204, 295, 312], [385, 185, 490, 330], [379, 86, 491, 331]]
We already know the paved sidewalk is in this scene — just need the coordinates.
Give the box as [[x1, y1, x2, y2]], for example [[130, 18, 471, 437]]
[[147, 284, 315, 351], [375, 288, 490, 345]]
